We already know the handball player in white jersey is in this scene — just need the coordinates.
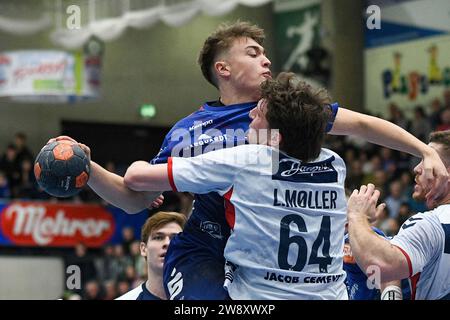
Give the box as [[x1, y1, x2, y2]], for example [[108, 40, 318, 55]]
[[347, 130, 450, 300], [124, 72, 349, 299]]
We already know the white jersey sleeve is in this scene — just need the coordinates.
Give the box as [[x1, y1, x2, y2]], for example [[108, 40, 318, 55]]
[[169, 144, 265, 195], [390, 212, 444, 277]]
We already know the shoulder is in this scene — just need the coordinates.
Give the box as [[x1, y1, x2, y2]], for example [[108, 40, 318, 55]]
[[115, 285, 143, 300], [319, 148, 346, 170], [320, 148, 343, 161]]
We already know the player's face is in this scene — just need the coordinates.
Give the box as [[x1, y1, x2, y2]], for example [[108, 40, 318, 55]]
[[141, 222, 182, 272], [248, 99, 271, 145], [224, 37, 272, 98]]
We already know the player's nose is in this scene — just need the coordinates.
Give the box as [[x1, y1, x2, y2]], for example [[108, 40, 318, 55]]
[[413, 161, 423, 175], [262, 55, 271, 68], [162, 236, 171, 248], [249, 107, 256, 119]]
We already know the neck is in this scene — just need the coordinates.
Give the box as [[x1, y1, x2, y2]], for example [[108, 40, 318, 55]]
[[219, 85, 260, 106], [437, 193, 450, 207], [146, 267, 166, 300]]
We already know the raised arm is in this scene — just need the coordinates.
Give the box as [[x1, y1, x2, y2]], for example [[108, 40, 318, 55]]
[[346, 184, 410, 283], [331, 107, 448, 205], [49, 136, 162, 214]]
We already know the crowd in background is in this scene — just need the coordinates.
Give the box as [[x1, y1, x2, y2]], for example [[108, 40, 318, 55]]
[[1, 89, 450, 299]]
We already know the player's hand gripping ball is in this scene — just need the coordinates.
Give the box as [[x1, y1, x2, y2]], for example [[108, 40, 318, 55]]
[[34, 141, 90, 197]]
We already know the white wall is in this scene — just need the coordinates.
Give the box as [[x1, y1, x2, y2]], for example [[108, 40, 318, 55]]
[[0, 256, 65, 299]]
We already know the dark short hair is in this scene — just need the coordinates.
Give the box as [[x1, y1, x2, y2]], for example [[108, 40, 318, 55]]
[[429, 130, 450, 166], [197, 21, 265, 88], [261, 72, 332, 162], [140, 211, 186, 243]]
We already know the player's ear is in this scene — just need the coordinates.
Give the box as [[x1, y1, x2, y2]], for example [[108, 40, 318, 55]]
[[140, 241, 147, 258], [215, 60, 230, 79], [270, 130, 282, 147]]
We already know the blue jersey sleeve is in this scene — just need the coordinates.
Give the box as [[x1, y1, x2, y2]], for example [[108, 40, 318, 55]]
[[325, 102, 339, 133]]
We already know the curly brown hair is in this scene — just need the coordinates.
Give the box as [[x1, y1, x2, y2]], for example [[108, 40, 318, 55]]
[[197, 21, 265, 88], [261, 72, 332, 162]]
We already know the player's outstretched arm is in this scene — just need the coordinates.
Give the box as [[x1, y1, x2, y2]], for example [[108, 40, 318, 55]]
[[330, 108, 448, 206], [124, 161, 171, 192], [48, 136, 162, 214], [347, 184, 410, 283]]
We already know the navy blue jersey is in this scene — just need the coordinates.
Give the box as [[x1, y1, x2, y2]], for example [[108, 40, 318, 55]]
[[153, 100, 339, 299]]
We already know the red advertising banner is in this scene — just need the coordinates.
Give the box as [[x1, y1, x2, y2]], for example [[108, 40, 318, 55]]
[[0, 201, 115, 247]]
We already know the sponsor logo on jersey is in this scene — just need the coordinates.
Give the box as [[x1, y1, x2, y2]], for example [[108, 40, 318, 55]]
[[182, 134, 229, 151], [272, 154, 338, 183], [188, 119, 213, 131], [200, 221, 223, 239], [0, 202, 114, 247]]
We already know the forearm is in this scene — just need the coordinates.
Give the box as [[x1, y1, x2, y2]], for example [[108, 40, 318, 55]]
[[347, 214, 409, 282], [88, 161, 161, 214], [331, 108, 428, 158]]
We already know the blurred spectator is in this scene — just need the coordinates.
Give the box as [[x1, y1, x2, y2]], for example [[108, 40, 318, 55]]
[[125, 265, 137, 286], [103, 280, 118, 300], [116, 279, 131, 297], [444, 90, 450, 109], [399, 171, 414, 199], [362, 154, 382, 177], [15, 159, 38, 199], [0, 144, 20, 196], [411, 106, 431, 142], [13, 132, 34, 166], [380, 148, 397, 176], [110, 244, 131, 279], [121, 226, 135, 255], [380, 218, 400, 237], [83, 280, 102, 300], [0, 171, 11, 199], [429, 98, 443, 129], [130, 240, 147, 278], [65, 242, 98, 294], [95, 244, 116, 281], [346, 160, 364, 191], [397, 202, 412, 226], [384, 180, 406, 219], [436, 108, 450, 132], [388, 103, 410, 131], [364, 169, 388, 199]]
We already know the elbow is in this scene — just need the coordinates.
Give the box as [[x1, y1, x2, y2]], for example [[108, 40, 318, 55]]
[[124, 166, 141, 191]]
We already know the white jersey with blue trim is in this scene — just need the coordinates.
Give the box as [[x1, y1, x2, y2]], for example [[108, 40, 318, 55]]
[[169, 144, 348, 300], [390, 204, 450, 300]]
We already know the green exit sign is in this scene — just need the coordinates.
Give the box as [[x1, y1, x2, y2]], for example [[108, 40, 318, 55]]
[[140, 104, 156, 118]]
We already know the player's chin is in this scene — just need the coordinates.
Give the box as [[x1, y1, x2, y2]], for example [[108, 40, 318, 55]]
[[412, 185, 426, 202]]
